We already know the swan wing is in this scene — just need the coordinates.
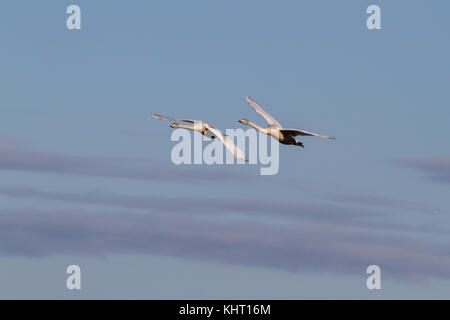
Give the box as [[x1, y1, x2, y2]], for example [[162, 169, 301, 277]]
[[151, 112, 196, 123], [281, 128, 336, 140], [205, 125, 248, 162], [245, 95, 282, 128]]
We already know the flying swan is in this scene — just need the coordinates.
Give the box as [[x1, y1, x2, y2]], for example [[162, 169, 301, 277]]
[[238, 95, 336, 148], [151, 112, 248, 162]]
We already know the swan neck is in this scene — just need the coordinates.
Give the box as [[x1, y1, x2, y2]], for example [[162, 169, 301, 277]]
[[176, 124, 195, 131], [247, 121, 267, 133]]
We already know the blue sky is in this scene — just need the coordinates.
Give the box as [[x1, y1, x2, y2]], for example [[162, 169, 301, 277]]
[[1, 0, 450, 299]]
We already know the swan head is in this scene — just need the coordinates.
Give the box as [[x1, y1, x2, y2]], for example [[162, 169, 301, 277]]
[[170, 123, 179, 128], [238, 118, 250, 125]]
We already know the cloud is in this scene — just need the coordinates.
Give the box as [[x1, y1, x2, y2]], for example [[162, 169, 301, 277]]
[[1, 185, 449, 241], [395, 156, 450, 184], [0, 185, 389, 222], [2, 137, 449, 282], [326, 192, 430, 213], [0, 139, 253, 183], [1, 207, 450, 281]]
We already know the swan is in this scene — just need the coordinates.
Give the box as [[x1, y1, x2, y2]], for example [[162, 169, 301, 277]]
[[238, 95, 336, 148], [151, 112, 248, 162]]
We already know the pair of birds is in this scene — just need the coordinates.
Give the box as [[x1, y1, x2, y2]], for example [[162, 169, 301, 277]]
[[151, 95, 336, 162]]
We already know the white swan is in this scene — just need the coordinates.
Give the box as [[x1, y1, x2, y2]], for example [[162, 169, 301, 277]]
[[151, 113, 248, 162], [238, 95, 336, 148]]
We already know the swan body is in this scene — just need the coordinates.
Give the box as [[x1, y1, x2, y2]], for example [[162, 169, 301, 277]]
[[239, 96, 336, 148], [151, 112, 248, 162]]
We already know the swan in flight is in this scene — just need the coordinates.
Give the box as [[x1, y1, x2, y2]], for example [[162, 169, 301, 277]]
[[151, 112, 248, 162], [238, 95, 336, 148]]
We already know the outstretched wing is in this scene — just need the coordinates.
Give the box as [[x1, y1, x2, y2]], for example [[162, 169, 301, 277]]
[[246, 95, 282, 128], [205, 125, 248, 162], [151, 112, 196, 123], [281, 129, 336, 140]]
